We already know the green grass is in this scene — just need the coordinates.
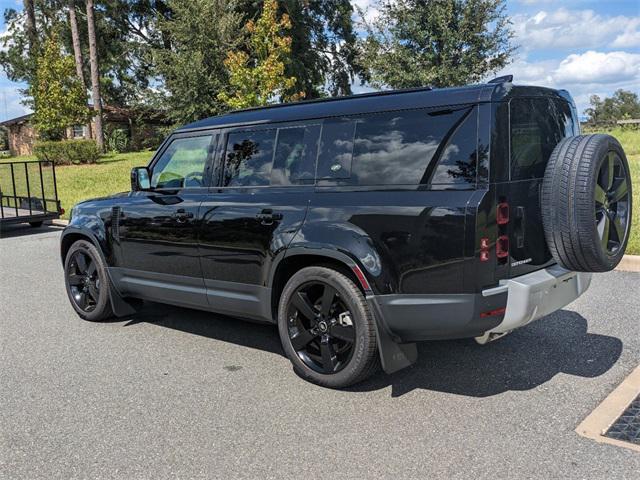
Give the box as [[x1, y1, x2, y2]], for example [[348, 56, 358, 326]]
[[2, 128, 639, 254], [0, 151, 153, 219]]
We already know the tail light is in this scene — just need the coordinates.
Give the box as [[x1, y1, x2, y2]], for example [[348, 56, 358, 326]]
[[497, 202, 509, 225], [480, 237, 490, 262], [496, 200, 509, 263], [496, 235, 509, 259]]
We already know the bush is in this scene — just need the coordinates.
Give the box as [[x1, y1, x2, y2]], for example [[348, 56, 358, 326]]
[[106, 128, 130, 154], [34, 140, 101, 165]]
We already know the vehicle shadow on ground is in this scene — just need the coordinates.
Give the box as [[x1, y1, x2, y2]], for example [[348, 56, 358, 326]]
[[124, 304, 622, 398], [353, 310, 623, 397], [0, 222, 63, 239]]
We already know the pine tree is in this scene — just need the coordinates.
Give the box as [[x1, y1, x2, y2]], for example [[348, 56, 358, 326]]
[[358, 0, 515, 89]]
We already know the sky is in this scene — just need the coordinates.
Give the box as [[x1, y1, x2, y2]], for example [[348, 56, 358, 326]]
[[0, 0, 638, 121]]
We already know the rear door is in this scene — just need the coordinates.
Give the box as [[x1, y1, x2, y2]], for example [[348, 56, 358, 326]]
[[198, 122, 317, 320], [504, 96, 578, 277]]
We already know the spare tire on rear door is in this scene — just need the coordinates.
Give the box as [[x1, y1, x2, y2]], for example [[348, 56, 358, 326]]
[[541, 134, 632, 272]]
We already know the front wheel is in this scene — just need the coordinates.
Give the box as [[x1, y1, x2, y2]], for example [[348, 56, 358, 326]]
[[64, 240, 114, 321], [277, 266, 380, 388]]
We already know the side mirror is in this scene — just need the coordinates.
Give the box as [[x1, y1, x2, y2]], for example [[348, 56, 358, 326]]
[[131, 167, 150, 192]]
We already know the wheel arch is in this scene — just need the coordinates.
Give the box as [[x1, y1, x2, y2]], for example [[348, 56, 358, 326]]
[[60, 228, 105, 266], [60, 226, 137, 318], [269, 249, 372, 320]]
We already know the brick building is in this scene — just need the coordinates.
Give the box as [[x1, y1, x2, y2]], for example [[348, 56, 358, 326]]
[[0, 106, 168, 156]]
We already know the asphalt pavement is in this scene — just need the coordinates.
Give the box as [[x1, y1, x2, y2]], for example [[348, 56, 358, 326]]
[[1, 223, 639, 479]]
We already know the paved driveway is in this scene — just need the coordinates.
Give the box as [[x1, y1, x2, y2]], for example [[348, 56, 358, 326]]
[[1, 225, 639, 479]]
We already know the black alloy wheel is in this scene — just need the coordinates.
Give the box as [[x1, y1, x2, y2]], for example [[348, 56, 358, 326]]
[[64, 240, 114, 321], [595, 151, 630, 255], [286, 281, 356, 374], [67, 250, 101, 312]]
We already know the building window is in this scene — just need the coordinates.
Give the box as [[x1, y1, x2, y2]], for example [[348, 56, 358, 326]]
[[72, 125, 85, 139]]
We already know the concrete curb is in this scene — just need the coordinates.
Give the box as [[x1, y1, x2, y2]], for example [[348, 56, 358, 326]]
[[576, 364, 640, 453], [615, 255, 640, 273], [51, 219, 69, 227]]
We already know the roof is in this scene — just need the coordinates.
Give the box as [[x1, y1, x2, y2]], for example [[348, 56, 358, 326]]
[[177, 81, 573, 133], [0, 113, 32, 127], [0, 105, 167, 127]]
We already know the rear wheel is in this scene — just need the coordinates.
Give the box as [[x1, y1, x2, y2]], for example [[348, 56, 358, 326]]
[[277, 266, 380, 388], [64, 240, 114, 321], [29, 221, 43, 228]]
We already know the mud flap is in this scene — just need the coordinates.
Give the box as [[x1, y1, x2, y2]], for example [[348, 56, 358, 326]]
[[107, 271, 140, 318], [367, 296, 417, 374]]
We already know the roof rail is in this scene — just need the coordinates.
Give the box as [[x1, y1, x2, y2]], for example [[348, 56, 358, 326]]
[[227, 85, 435, 115], [488, 74, 513, 84]]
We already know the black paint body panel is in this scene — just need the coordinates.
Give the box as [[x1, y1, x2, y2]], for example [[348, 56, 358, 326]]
[[60, 83, 578, 343]]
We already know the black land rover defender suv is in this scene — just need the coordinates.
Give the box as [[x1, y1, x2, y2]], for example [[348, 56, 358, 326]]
[[61, 78, 632, 388]]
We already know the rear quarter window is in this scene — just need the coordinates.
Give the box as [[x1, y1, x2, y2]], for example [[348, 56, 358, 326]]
[[510, 98, 576, 180], [317, 106, 478, 187]]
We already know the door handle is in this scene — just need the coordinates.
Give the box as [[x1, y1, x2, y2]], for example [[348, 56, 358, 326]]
[[256, 209, 282, 225], [173, 208, 194, 222]]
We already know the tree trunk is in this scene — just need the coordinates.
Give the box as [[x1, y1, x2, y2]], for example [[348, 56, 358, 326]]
[[68, 0, 85, 86], [68, 0, 89, 139], [86, 0, 104, 152], [23, 0, 37, 55]]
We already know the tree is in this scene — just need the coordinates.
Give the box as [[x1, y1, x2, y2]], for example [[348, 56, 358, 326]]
[[237, 0, 360, 98], [219, 0, 300, 109], [67, 0, 84, 87], [153, 0, 244, 124], [31, 34, 90, 139], [584, 90, 640, 123], [86, 0, 104, 151], [357, 0, 515, 89], [23, 0, 37, 55]]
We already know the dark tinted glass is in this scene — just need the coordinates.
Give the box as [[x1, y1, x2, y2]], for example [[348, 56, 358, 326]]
[[223, 129, 276, 187], [430, 107, 478, 185], [510, 98, 576, 180], [317, 107, 474, 186], [271, 124, 320, 185], [317, 118, 355, 179]]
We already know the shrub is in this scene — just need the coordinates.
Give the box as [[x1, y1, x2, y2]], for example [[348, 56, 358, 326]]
[[34, 139, 101, 165], [106, 128, 130, 154]]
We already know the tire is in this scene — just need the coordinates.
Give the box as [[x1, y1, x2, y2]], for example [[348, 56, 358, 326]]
[[29, 221, 43, 228], [277, 266, 380, 388], [64, 240, 114, 321], [541, 134, 632, 272]]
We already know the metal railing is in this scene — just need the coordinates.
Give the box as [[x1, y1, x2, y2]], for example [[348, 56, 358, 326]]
[[0, 160, 61, 221]]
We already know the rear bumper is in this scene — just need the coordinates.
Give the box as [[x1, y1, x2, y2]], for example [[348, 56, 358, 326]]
[[482, 265, 592, 334], [368, 265, 591, 342]]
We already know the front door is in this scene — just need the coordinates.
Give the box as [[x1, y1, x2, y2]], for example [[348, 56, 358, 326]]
[[198, 123, 318, 320], [116, 132, 216, 308]]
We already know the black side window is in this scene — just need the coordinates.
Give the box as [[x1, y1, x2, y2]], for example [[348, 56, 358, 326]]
[[271, 124, 321, 185], [317, 118, 356, 179], [430, 107, 478, 185], [510, 98, 576, 180], [317, 107, 476, 186], [223, 129, 276, 187]]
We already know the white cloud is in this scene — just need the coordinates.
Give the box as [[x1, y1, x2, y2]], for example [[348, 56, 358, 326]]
[[495, 50, 640, 115], [512, 8, 640, 50], [554, 50, 640, 84], [351, 0, 382, 24], [612, 30, 640, 48]]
